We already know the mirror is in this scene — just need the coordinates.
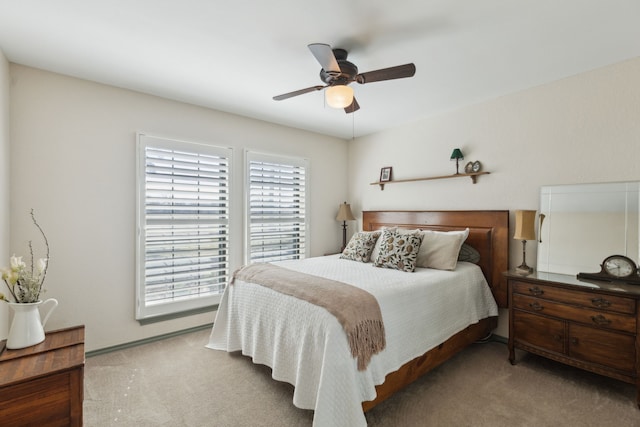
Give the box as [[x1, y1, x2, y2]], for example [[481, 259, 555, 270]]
[[537, 181, 640, 275]]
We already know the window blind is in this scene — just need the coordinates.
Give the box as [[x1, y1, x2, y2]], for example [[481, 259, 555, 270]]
[[247, 152, 308, 263], [137, 134, 231, 319]]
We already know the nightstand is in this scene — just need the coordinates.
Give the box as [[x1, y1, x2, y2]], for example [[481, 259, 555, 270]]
[[0, 325, 85, 426], [505, 271, 640, 409]]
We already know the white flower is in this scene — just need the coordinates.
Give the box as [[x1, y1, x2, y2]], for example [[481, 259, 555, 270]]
[[9, 270, 19, 285], [1, 210, 50, 303], [1, 268, 19, 285], [10, 255, 25, 272], [36, 258, 47, 275]]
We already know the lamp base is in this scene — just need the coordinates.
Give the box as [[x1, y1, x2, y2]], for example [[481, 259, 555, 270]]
[[340, 221, 348, 253], [515, 264, 534, 275], [516, 240, 533, 275]]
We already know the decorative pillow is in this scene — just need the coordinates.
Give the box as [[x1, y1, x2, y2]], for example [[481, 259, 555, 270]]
[[458, 243, 480, 264], [373, 228, 423, 272], [416, 228, 470, 270], [340, 231, 381, 263], [369, 227, 396, 262]]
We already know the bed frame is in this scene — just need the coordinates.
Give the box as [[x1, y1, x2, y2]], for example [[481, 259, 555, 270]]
[[361, 210, 509, 411]]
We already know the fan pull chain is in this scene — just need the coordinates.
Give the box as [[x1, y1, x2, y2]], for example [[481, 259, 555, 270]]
[[352, 108, 355, 140]]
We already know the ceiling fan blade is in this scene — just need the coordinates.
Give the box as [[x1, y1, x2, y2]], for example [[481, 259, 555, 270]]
[[356, 63, 416, 84], [308, 43, 341, 74], [273, 85, 325, 101], [344, 97, 360, 114]]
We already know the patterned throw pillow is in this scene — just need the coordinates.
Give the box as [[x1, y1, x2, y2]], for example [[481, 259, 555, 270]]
[[458, 243, 480, 264], [369, 227, 396, 261], [373, 228, 423, 272], [340, 231, 381, 263]]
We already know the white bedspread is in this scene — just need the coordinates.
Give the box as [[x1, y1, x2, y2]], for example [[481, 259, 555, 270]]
[[207, 256, 498, 426]]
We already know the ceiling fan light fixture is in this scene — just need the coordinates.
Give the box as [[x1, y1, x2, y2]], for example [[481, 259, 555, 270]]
[[325, 85, 353, 109]]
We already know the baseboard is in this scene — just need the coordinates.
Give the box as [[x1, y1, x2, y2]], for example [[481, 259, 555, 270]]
[[490, 334, 508, 344], [86, 323, 212, 358]]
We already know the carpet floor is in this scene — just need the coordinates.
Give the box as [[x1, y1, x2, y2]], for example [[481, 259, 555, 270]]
[[84, 328, 639, 426]]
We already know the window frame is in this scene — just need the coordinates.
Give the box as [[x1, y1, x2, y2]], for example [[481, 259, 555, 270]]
[[136, 133, 233, 320]]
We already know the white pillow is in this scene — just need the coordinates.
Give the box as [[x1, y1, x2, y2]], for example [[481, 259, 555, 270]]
[[416, 228, 469, 270]]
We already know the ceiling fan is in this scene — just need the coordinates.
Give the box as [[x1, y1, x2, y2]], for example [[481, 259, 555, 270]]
[[273, 43, 416, 114]]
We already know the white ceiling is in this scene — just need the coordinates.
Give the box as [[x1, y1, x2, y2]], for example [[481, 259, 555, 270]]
[[1, 1, 639, 139]]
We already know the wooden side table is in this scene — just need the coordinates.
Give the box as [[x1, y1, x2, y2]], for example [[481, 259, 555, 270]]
[[0, 325, 85, 426]]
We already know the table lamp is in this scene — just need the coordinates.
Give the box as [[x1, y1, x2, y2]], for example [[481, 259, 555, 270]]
[[336, 202, 355, 252], [450, 148, 464, 174], [514, 210, 536, 274]]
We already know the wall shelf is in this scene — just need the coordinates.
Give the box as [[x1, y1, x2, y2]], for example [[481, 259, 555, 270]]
[[370, 171, 490, 190]]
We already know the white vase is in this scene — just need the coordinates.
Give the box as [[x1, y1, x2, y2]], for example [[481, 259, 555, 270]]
[[0, 301, 8, 340], [6, 298, 58, 349]]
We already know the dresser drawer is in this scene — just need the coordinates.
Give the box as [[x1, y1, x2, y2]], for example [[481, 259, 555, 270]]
[[0, 372, 73, 427], [569, 324, 636, 373], [513, 310, 565, 354], [513, 293, 636, 333], [511, 280, 636, 314]]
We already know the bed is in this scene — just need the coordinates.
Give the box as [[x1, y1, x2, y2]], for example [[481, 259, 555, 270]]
[[207, 210, 509, 426]]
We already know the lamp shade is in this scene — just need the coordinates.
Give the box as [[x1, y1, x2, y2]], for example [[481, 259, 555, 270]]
[[336, 202, 355, 221], [450, 148, 464, 160], [514, 210, 536, 241], [326, 85, 354, 109]]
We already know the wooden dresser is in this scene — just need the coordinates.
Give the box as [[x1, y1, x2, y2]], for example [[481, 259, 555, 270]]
[[506, 271, 640, 408], [0, 325, 85, 426]]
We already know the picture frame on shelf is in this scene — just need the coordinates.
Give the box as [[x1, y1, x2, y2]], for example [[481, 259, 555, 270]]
[[380, 167, 392, 182]]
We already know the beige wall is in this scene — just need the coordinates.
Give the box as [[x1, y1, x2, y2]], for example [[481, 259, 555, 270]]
[[348, 57, 640, 336], [0, 49, 9, 338], [9, 65, 348, 351], [8, 56, 640, 348]]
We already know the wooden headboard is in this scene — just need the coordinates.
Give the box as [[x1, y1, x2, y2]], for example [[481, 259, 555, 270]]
[[362, 210, 509, 308]]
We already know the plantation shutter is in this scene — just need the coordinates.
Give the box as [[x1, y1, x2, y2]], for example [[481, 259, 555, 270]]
[[136, 134, 231, 319], [247, 152, 308, 263]]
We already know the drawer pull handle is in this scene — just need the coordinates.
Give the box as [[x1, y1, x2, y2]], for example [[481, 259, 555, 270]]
[[528, 287, 544, 296], [529, 302, 544, 311], [591, 298, 611, 308], [591, 314, 611, 326], [553, 334, 562, 342], [571, 338, 578, 345]]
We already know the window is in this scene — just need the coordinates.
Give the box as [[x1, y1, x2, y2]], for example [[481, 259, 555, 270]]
[[136, 134, 231, 320], [246, 152, 308, 263]]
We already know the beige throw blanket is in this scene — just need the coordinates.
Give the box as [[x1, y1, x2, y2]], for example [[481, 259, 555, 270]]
[[232, 263, 386, 371]]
